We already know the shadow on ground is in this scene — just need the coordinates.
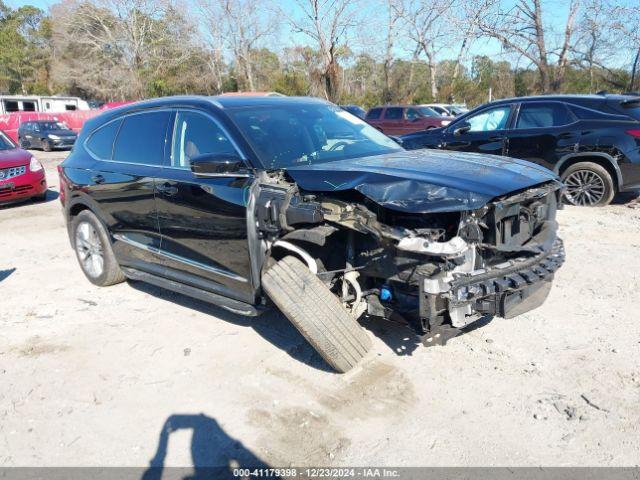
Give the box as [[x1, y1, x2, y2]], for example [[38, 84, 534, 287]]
[[612, 191, 640, 206], [141, 413, 271, 480], [129, 281, 333, 372], [0, 268, 16, 282], [0, 188, 59, 210]]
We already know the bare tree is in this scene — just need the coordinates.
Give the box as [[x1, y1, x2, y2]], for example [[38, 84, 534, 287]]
[[449, 0, 496, 94], [382, 0, 401, 103], [198, 0, 277, 91], [283, 0, 362, 101], [476, 0, 580, 92], [394, 0, 455, 100]]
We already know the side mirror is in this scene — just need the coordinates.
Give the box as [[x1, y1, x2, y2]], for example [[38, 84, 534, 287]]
[[190, 153, 247, 177], [453, 122, 471, 136]]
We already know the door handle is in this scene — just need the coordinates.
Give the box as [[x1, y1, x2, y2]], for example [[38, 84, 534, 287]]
[[558, 132, 576, 139], [91, 175, 105, 184], [156, 182, 178, 196], [488, 135, 504, 141]]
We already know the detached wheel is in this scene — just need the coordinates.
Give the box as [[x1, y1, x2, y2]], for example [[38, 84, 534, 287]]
[[262, 256, 371, 373], [561, 162, 615, 206], [71, 210, 125, 286]]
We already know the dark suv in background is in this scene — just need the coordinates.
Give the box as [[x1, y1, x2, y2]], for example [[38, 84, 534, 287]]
[[18, 120, 78, 151], [400, 94, 640, 206]]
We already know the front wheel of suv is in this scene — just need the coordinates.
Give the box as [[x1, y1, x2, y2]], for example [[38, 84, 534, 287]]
[[561, 162, 615, 206], [262, 256, 372, 373], [71, 210, 125, 287]]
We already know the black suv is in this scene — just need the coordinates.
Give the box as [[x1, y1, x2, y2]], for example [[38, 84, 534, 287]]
[[59, 96, 565, 372], [400, 94, 640, 206], [18, 120, 77, 151]]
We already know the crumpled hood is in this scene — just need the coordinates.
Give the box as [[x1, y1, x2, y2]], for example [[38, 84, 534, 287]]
[[286, 149, 561, 213]]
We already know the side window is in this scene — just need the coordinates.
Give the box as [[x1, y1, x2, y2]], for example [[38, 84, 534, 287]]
[[170, 111, 237, 169], [516, 103, 574, 129], [366, 108, 382, 120], [33, 123, 41, 133], [86, 119, 122, 160], [405, 108, 420, 120], [466, 106, 511, 132], [384, 107, 403, 120], [113, 111, 171, 165]]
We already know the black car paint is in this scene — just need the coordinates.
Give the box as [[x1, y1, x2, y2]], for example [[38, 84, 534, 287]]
[[400, 95, 640, 192], [60, 95, 562, 314]]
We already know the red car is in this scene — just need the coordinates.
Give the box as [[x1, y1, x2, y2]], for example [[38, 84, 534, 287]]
[[0, 130, 47, 205], [365, 105, 454, 135]]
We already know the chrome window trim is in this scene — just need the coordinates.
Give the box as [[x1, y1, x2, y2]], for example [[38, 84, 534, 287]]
[[114, 233, 248, 283], [168, 108, 248, 168]]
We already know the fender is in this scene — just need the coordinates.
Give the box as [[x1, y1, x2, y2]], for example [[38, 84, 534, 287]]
[[554, 152, 623, 187], [64, 192, 111, 245]]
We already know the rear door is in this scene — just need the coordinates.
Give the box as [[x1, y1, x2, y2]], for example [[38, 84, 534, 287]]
[[442, 104, 513, 155], [155, 109, 255, 303], [84, 110, 171, 272], [505, 101, 579, 171], [380, 107, 404, 135], [365, 107, 384, 130]]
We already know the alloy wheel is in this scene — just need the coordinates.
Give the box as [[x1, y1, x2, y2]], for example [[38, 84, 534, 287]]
[[75, 221, 104, 278], [563, 169, 606, 206]]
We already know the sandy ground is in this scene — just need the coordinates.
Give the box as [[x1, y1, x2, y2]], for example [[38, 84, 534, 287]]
[[1, 150, 639, 469]]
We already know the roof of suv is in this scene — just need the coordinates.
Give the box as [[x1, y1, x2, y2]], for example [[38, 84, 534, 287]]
[[103, 95, 330, 115], [488, 93, 639, 105]]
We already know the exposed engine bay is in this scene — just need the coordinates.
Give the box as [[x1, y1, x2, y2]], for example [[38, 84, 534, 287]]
[[250, 170, 565, 346]]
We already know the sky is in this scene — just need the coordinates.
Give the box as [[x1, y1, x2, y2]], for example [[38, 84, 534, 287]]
[[5, 0, 634, 69]]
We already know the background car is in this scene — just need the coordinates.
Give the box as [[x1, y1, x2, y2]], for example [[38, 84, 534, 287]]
[[423, 103, 469, 116], [0, 129, 47, 204], [339, 104, 366, 119], [18, 120, 77, 151], [364, 105, 454, 135], [400, 93, 640, 206]]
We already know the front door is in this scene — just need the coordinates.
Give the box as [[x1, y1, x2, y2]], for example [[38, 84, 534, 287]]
[[505, 101, 580, 171], [155, 109, 255, 304], [442, 104, 513, 156]]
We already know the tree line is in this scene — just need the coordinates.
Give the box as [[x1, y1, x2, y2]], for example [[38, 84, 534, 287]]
[[1, 0, 639, 108]]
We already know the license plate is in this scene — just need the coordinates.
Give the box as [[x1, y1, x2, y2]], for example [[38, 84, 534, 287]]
[[0, 182, 15, 191]]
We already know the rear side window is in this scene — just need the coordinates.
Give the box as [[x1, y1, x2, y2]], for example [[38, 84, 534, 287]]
[[113, 111, 171, 165], [516, 103, 574, 129], [86, 120, 122, 160], [384, 108, 403, 120], [366, 108, 382, 120]]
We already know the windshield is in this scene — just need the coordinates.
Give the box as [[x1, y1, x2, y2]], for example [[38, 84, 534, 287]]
[[0, 132, 16, 151], [38, 121, 70, 131], [227, 103, 402, 169], [417, 107, 440, 117]]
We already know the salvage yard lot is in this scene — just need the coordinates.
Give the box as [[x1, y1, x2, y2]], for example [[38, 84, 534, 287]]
[[1, 150, 639, 467]]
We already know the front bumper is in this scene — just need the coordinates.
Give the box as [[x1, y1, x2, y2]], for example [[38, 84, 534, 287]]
[[51, 137, 76, 148], [0, 170, 47, 204], [419, 239, 565, 344]]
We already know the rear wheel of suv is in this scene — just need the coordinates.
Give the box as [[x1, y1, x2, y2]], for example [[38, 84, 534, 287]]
[[71, 210, 125, 287], [561, 162, 615, 206], [262, 256, 372, 373]]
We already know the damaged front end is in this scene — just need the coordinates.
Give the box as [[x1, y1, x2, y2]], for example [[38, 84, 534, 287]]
[[252, 169, 565, 347]]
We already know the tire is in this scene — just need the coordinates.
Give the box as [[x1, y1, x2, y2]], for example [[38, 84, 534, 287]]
[[42, 140, 52, 152], [561, 162, 615, 206], [18, 137, 29, 149], [262, 256, 372, 373], [71, 210, 125, 286]]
